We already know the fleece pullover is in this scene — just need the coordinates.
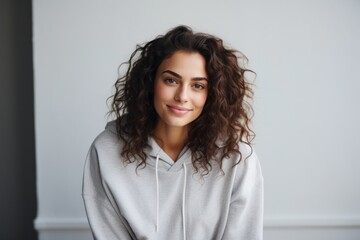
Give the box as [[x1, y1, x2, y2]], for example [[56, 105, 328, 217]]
[[82, 121, 264, 240]]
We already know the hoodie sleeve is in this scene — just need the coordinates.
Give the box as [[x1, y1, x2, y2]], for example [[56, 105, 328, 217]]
[[82, 144, 134, 240], [222, 151, 264, 240]]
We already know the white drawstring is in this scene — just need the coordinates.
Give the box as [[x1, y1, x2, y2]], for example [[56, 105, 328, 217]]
[[155, 155, 160, 232], [155, 155, 187, 240], [182, 163, 187, 240]]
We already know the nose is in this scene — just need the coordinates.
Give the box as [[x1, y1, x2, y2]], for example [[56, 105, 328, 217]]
[[174, 85, 188, 103]]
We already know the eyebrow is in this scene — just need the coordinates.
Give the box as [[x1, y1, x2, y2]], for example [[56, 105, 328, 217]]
[[161, 70, 208, 81]]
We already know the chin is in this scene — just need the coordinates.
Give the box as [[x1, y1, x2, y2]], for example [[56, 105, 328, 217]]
[[166, 120, 191, 128]]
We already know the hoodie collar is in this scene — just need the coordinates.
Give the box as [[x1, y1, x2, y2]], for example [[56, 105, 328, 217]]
[[145, 137, 191, 172], [105, 120, 191, 172]]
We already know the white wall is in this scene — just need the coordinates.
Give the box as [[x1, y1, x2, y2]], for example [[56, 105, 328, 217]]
[[33, 0, 360, 239]]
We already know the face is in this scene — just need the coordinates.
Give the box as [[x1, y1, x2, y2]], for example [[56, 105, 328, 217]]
[[153, 51, 208, 130]]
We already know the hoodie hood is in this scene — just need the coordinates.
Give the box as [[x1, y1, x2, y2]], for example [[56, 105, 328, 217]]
[[145, 137, 191, 172], [105, 119, 192, 172]]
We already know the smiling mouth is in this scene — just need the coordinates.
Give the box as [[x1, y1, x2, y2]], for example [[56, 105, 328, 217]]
[[167, 105, 192, 114]]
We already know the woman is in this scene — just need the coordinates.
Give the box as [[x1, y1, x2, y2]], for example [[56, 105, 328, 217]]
[[82, 25, 263, 240]]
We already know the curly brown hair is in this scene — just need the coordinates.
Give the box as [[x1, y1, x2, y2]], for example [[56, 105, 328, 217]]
[[110, 25, 255, 174]]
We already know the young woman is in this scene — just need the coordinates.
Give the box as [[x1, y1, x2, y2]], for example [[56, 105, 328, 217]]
[[82, 25, 263, 240]]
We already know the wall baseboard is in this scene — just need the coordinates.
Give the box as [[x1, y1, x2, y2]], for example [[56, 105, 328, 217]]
[[263, 216, 360, 228], [35, 218, 89, 230], [35, 216, 360, 240], [35, 215, 360, 230]]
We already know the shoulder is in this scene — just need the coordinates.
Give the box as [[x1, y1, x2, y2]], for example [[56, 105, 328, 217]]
[[221, 142, 263, 181], [85, 121, 127, 175], [236, 144, 263, 188], [239, 143, 261, 173], [92, 120, 121, 148], [87, 121, 125, 165]]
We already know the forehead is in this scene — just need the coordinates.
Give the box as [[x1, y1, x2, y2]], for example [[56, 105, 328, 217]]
[[156, 51, 207, 78]]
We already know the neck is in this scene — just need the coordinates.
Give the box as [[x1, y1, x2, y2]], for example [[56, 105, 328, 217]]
[[153, 122, 188, 161]]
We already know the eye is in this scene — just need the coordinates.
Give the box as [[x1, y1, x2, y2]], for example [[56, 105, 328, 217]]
[[164, 78, 177, 85], [193, 83, 206, 90]]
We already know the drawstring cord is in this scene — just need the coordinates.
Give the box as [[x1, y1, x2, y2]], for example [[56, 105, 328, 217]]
[[155, 155, 160, 232], [182, 163, 187, 240], [155, 154, 187, 240]]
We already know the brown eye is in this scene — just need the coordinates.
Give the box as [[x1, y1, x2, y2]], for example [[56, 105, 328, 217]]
[[164, 78, 177, 84], [193, 83, 205, 90]]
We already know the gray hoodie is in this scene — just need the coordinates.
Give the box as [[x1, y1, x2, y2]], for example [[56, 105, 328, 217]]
[[82, 121, 263, 240]]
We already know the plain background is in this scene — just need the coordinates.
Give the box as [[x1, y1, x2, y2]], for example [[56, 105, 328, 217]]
[[32, 0, 360, 239]]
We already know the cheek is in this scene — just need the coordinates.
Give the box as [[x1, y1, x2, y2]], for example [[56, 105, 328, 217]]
[[154, 81, 172, 103], [154, 86, 167, 102], [193, 92, 208, 108]]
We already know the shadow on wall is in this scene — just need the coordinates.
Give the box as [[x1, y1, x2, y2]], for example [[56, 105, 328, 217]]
[[0, 0, 37, 239]]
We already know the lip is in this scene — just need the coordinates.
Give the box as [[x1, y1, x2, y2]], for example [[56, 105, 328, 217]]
[[167, 105, 192, 115]]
